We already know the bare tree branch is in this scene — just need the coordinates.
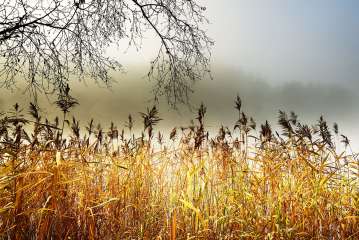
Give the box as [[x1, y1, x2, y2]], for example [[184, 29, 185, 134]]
[[0, 0, 213, 106]]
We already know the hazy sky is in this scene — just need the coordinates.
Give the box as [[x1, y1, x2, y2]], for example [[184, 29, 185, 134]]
[[119, 0, 359, 85], [1, 0, 359, 148], [207, 0, 359, 86]]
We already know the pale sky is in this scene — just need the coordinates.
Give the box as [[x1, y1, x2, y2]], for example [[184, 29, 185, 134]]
[[119, 0, 359, 86], [206, 0, 359, 86]]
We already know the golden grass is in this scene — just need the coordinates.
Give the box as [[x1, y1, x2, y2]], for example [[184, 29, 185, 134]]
[[0, 99, 358, 239]]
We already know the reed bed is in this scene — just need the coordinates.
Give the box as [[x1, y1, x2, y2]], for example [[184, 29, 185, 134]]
[[0, 94, 358, 239]]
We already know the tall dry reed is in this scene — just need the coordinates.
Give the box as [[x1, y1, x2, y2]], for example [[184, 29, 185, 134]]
[[0, 95, 358, 239]]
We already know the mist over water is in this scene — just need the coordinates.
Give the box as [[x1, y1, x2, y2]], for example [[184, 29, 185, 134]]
[[1, 65, 358, 150]]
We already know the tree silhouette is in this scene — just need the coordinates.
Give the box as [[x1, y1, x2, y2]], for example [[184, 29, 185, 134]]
[[0, 0, 213, 106]]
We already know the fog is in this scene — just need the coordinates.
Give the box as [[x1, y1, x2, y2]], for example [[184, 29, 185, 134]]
[[1, 65, 358, 150], [1, 0, 359, 150]]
